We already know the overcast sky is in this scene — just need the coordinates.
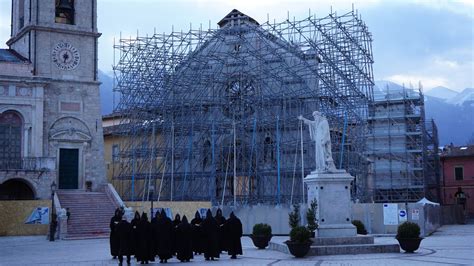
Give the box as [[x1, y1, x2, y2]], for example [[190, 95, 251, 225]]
[[0, 0, 472, 91]]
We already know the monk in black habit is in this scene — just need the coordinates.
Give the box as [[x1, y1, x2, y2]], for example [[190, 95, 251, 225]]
[[202, 209, 220, 261], [172, 213, 181, 255], [215, 208, 227, 253], [110, 208, 121, 259], [135, 213, 153, 264], [225, 212, 243, 259], [176, 215, 194, 262], [149, 211, 160, 261], [130, 211, 141, 257], [190, 211, 204, 255], [117, 213, 133, 265], [157, 209, 173, 263]]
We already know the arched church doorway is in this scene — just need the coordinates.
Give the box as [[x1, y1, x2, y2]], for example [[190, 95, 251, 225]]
[[0, 179, 35, 200]]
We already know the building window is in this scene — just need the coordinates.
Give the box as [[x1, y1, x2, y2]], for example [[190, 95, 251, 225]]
[[454, 166, 464, 181], [18, 0, 25, 29], [55, 0, 75, 25], [112, 144, 119, 162], [0, 111, 22, 169]]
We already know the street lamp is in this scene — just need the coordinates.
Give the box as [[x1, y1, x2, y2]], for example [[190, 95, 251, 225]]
[[49, 181, 57, 241], [149, 185, 155, 218]]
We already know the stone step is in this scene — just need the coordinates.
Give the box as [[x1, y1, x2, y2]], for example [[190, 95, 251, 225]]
[[68, 230, 110, 234], [68, 228, 110, 233], [311, 235, 375, 246], [269, 239, 400, 256], [57, 191, 118, 239], [307, 243, 400, 256], [64, 233, 109, 240]]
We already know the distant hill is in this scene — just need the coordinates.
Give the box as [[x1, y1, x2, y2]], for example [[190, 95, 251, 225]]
[[98, 70, 115, 115], [425, 86, 458, 100], [447, 88, 474, 106]]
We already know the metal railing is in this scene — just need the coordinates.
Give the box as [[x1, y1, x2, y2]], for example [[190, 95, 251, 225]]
[[0, 157, 56, 171]]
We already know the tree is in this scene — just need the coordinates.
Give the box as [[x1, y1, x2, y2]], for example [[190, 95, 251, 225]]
[[306, 199, 318, 233], [289, 204, 300, 229]]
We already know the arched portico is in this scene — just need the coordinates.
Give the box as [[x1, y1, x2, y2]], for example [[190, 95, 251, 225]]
[[0, 178, 36, 200]]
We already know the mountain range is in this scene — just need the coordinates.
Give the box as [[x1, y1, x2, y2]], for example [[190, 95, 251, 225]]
[[425, 86, 474, 106], [98, 74, 473, 146]]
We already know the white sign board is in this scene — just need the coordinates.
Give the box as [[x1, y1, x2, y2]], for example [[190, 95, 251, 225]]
[[383, 203, 398, 225], [412, 209, 420, 220], [399, 209, 407, 222]]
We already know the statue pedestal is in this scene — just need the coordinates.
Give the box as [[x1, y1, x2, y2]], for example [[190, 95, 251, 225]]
[[304, 170, 356, 237]]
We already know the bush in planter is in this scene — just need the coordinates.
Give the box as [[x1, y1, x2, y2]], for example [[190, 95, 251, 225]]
[[290, 226, 311, 243], [253, 223, 272, 236], [285, 226, 312, 258], [306, 199, 318, 236], [351, 220, 368, 235], [251, 223, 272, 249], [289, 204, 301, 229], [396, 221, 423, 253], [397, 221, 420, 238]]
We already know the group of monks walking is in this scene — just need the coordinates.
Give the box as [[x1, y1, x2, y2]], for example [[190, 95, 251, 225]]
[[109, 208, 243, 265]]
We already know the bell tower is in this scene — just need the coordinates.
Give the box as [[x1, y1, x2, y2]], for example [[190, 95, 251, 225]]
[[6, 0, 106, 191], [8, 0, 100, 81]]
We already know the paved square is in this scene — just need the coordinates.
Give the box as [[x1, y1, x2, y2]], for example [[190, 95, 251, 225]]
[[0, 224, 472, 265]]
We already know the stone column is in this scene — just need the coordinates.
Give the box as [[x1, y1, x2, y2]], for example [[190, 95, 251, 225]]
[[304, 169, 356, 237], [23, 125, 30, 157]]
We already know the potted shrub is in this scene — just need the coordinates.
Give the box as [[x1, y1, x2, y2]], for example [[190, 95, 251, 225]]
[[250, 223, 272, 249], [351, 220, 368, 235], [285, 226, 312, 257], [306, 199, 318, 237], [289, 203, 301, 229], [396, 221, 423, 253]]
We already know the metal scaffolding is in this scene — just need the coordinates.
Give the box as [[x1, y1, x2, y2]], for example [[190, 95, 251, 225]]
[[367, 84, 440, 203], [111, 8, 374, 205]]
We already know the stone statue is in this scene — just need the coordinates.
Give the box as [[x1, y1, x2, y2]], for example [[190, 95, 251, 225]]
[[298, 111, 336, 172]]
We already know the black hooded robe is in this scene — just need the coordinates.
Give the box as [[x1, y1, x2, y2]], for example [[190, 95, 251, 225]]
[[190, 211, 204, 254], [201, 209, 220, 260], [150, 212, 160, 260], [215, 209, 227, 253], [130, 211, 141, 256], [176, 215, 194, 262], [135, 213, 153, 263], [157, 210, 173, 262], [172, 214, 181, 255], [117, 218, 133, 263], [109, 209, 121, 257], [225, 212, 243, 258]]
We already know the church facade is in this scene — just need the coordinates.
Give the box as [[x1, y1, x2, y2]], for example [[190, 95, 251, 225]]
[[0, 0, 106, 199]]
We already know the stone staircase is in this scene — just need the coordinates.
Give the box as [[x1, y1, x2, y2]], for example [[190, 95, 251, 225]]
[[57, 190, 118, 239]]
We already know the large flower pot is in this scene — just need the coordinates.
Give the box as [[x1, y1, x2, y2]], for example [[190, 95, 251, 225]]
[[285, 240, 312, 258], [396, 237, 423, 253], [250, 235, 272, 249]]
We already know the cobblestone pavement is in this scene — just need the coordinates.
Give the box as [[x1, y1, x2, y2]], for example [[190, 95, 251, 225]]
[[0, 223, 473, 265]]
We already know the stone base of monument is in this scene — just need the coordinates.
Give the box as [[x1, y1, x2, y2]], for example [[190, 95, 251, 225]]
[[269, 235, 400, 256], [268, 168, 400, 256]]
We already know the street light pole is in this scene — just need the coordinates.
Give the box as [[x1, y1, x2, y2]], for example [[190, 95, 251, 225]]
[[49, 181, 57, 241]]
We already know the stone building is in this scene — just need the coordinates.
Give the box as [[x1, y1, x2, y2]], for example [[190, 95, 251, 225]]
[[0, 0, 106, 200], [441, 145, 474, 217]]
